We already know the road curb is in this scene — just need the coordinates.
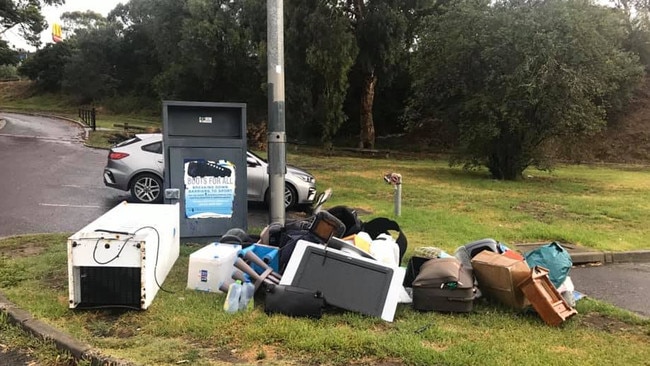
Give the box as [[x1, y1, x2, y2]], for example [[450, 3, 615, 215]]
[[0, 293, 134, 366], [570, 250, 650, 265]]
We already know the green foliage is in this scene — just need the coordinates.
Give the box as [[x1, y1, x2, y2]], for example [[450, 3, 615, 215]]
[[0, 256, 27, 287], [0, 64, 18, 80], [0, 40, 19, 65], [17, 42, 72, 92], [408, 0, 645, 180], [61, 10, 107, 36], [285, 0, 358, 144], [62, 20, 123, 103]]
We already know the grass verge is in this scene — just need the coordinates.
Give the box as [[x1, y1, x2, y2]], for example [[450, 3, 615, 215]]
[[1, 234, 649, 365]]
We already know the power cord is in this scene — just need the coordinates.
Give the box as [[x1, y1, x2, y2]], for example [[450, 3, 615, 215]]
[[92, 236, 132, 265], [133, 226, 174, 294]]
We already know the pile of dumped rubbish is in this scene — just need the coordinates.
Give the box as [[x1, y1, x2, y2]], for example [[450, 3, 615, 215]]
[[187, 204, 578, 326], [67, 197, 579, 327]]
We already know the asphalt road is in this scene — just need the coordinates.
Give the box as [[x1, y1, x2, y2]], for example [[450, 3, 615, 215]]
[[0, 112, 124, 237], [570, 262, 650, 318], [0, 112, 278, 238]]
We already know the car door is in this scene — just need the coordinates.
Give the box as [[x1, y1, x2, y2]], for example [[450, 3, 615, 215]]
[[246, 152, 267, 202]]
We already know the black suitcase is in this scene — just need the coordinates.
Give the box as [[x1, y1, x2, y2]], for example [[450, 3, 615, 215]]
[[412, 257, 475, 312]]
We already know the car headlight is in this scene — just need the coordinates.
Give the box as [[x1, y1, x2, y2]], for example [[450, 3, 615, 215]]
[[294, 173, 315, 184]]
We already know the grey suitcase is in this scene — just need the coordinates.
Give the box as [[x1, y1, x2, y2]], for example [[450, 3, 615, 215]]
[[412, 257, 475, 312]]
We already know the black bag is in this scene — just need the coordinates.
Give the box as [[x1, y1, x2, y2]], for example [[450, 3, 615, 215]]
[[264, 284, 325, 318]]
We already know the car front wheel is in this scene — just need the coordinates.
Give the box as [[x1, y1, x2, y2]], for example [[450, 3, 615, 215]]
[[131, 173, 163, 203], [265, 184, 298, 210]]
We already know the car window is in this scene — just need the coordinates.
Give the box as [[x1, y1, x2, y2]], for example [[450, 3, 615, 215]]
[[142, 141, 162, 154], [248, 150, 267, 162], [114, 136, 141, 147]]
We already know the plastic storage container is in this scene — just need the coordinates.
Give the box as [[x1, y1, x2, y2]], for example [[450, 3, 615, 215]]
[[187, 243, 242, 293]]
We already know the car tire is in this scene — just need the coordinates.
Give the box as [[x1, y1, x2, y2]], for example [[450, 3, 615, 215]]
[[130, 173, 163, 203], [265, 183, 298, 210], [284, 184, 298, 210]]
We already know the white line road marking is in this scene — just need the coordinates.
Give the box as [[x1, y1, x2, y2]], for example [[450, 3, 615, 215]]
[[61, 184, 83, 188], [39, 203, 101, 208]]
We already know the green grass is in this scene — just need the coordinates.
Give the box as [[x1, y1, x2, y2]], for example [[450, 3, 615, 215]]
[[1, 156, 650, 365], [1, 234, 650, 365], [286, 150, 650, 254]]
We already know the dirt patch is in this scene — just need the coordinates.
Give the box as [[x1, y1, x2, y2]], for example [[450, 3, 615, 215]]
[[209, 347, 246, 364], [580, 313, 636, 333], [238, 344, 281, 364], [0, 242, 47, 259], [0, 80, 35, 102], [0, 345, 38, 366], [511, 201, 568, 224]]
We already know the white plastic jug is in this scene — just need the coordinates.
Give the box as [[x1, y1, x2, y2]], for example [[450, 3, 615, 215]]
[[223, 280, 242, 313], [370, 233, 400, 267], [238, 281, 255, 311]]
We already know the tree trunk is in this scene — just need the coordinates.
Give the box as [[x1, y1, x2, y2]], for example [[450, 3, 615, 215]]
[[359, 71, 377, 149]]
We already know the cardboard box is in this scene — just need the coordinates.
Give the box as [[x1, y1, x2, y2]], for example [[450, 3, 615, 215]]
[[187, 243, 241, 293], [471, 251, 531, 309]]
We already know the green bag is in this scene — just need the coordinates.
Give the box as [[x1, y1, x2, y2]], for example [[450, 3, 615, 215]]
[[524, 242, 572, 288]]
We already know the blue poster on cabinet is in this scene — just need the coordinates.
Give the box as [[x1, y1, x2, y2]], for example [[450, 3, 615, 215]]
[[183, 159, 235, 219]]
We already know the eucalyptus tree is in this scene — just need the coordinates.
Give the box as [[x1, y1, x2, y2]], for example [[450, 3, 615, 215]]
[[409, 0, 643, 180], [283, 0, 357, 144], [107, 0, 187, 100], [61, 21, 123, 103], [283, 0, 431, 148], [342, 0, 409, 149], [161, 0, 264, 112], [60, 10, 107, 36]]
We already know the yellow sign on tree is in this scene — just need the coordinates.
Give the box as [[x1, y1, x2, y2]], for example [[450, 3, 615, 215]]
[[52, 23, 62, 43]]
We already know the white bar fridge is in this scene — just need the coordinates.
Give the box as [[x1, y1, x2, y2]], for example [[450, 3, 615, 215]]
[[67, 201, 180, 310]]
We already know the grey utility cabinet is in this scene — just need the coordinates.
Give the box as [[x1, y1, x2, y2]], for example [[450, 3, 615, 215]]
[[162, 101, 247, 239]]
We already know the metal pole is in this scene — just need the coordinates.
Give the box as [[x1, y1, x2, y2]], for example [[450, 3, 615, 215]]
[[394, 184, 402, 217], [267, 0, 286, 225], [384, 172, 402, 217]]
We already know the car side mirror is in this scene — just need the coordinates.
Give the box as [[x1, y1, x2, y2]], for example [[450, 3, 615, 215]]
[[247, 157, 258, 167]]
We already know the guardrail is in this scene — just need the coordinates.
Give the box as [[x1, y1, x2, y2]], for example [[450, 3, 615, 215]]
[[78, 107, 96, 131], [113, 122, 148, 132]]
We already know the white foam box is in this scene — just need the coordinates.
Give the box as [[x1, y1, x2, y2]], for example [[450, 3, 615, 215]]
[[187, 243, 241, 293]]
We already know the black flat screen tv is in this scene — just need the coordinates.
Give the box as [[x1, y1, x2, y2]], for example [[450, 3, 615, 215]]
[[281, 240, 400, 321]]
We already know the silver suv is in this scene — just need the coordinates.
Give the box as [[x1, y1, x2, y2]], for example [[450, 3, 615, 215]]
[[103, 133, 317, 209]]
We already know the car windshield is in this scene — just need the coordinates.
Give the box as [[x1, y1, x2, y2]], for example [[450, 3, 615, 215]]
[[248, 150, 268, 162]]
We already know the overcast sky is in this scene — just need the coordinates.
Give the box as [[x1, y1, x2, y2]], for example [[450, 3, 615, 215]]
[[3, 0, 124, 51]]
